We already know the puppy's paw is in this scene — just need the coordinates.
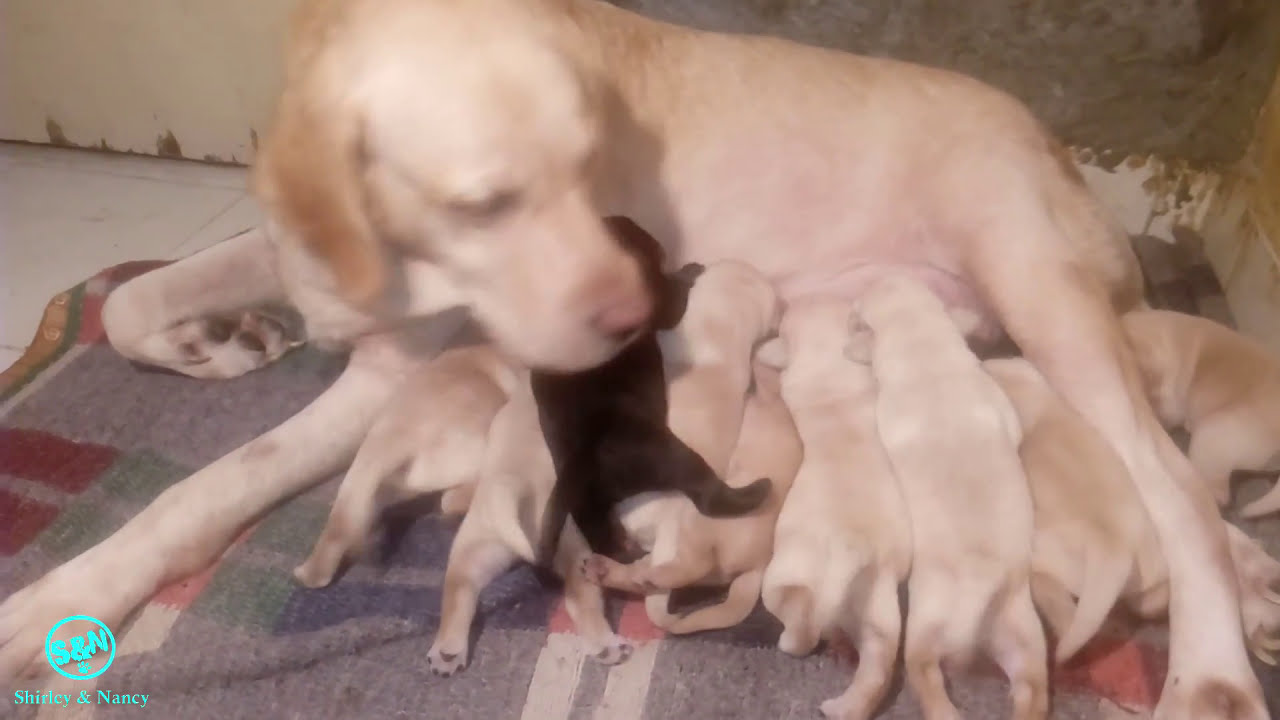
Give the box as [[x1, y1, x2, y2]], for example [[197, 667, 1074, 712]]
[[819, 696, 858, 720], [579, 554, 613, 586], [291, 559, 336, 589], [587, 633, 634, 666], [426, 643, 469, 677], [777, 624, 820, 657]]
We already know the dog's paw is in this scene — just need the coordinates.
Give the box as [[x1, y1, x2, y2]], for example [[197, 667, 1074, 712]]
[[0, 560, 132, 684], [579, 554, 613, 585], [156, 307, 304, 380], [587, 633, 634, 666], [1227, 531, 1280, 664], [426, 643, 470, 677], [1153, 677, 1269, 720]]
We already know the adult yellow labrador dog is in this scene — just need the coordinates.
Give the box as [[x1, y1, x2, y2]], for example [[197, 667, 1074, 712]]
[[0, 0, 1268, 717]]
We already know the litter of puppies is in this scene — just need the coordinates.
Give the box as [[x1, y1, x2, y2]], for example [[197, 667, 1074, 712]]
[[299, 255, 1280, 720]]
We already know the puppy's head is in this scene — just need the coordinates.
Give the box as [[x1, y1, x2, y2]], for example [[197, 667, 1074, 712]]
[[254, 0, 650, 371], [685, 260, 780, 342]]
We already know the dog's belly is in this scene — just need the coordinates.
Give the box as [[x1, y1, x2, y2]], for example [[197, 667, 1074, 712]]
[[645, 138, 1001, 340]]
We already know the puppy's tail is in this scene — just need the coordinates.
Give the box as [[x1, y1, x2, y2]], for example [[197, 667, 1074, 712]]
[[1054, 551, 1133, 663], [693, 476, 773, 517]]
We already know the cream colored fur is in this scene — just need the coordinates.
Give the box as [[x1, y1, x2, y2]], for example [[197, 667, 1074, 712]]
[[5, 2, 1270, 716], [853, 275, 1047, 720], [760, 297, 912, 720]]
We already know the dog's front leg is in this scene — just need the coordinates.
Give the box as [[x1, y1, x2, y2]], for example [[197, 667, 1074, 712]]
[[0, 334, 422, 683], [966, 212, 1266, 718], [429, 510, 518, 676], [555, 521, 634, 665]]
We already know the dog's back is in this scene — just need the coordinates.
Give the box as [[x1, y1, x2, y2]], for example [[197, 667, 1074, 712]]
[[764, 299, 911, 646], [772, 298, 910, 563], [856, 277, 1037, 675], [858, 278, 1029, 556]]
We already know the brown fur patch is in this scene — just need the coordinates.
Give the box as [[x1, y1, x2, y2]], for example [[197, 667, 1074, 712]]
[[254, 89, 386, 307]]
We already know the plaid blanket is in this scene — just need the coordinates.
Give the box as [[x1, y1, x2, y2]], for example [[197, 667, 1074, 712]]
[[2, 251, 1278, 720]]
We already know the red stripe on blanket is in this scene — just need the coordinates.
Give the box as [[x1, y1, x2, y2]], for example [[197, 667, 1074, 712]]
[[617, 598, 665, 642], [99, 260, 173, 285], [0, 428, 118, 493], [78, 293, 106, 345], [0, 489, 60, 556], [1055, 636, 1162, 711], [548, 597, 575, 634]]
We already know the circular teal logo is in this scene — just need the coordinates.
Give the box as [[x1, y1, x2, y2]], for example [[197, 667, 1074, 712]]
[[44, 615, 116, 680]]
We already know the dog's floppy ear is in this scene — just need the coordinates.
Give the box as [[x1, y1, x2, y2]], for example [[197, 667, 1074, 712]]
[[254, 94, 386, 308], [755, 336, 789, 369]]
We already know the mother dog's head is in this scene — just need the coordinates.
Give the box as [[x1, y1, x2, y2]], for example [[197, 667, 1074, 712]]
[[253, 0, 650, 371]]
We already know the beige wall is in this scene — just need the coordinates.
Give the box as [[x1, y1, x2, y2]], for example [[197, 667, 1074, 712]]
[[2, 0, 299, 164]]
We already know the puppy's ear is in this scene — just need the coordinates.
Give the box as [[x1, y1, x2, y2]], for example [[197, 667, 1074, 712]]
[[755, 336, 789, 369], [844, 318, 874, 365], [254, 95, 386, 308], [654, 263, 705, 330]]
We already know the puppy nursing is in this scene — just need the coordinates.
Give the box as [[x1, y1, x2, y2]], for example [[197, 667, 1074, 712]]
[[1122, 309, 1280, 517], [293, 343, 515, 589], [583, 261, 795, 633], [851, 276, 1047, 720], [532, 219, 772, 561], [761, 297, 911, 720], [984, 357, 1166, 661]]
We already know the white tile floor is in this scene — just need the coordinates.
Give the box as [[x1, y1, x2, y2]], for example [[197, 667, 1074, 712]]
[[0, 143, 263, 372]]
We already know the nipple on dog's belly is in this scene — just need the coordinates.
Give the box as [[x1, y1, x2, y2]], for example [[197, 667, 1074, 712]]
[[779, 263, 1005, 344]]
